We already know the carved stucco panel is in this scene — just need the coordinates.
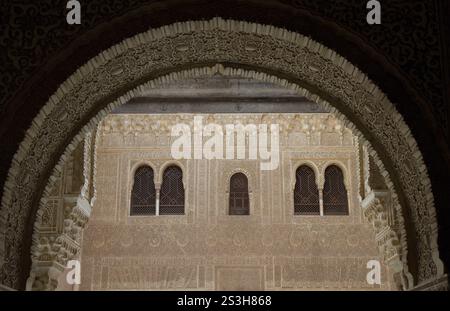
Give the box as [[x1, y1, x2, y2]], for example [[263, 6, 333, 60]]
[[0, 19, 441, 289]]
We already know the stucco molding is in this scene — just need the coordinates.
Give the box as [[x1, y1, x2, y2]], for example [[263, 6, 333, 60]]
[[0, 18, 442, 289]]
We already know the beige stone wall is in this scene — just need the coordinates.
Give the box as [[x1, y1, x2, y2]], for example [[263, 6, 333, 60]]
[[80, 113, 391, 290]]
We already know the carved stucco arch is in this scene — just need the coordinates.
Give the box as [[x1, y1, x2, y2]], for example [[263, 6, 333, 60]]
[[0, 18, 443, 289], [130, 161, 158, 185], [321, 160, 350, 190], [127, 161, 158, 214], [291, 161, 321, 191], [225, 168, 254, 194], [225, 168, 254, 217], [157, 161, 187, 189]]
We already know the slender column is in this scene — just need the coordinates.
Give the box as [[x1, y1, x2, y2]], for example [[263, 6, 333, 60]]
[[319, 187, 324, 216], [156, 187, 160, 216]]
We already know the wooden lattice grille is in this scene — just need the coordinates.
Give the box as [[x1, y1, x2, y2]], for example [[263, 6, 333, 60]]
[[160, 166, 185, 215], [323, 165, 349, 215], [229, 173, 250, 215], [130, 166, 156, 215], [294, 165, 320, 215]]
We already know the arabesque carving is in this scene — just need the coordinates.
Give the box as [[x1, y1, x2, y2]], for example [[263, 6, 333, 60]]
[[0, 18, 443, 289], [27, 135, 94, 290]]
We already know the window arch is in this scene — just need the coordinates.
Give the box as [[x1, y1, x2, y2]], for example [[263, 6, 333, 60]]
[[323, 165, 349, 215], [294, 165, 320, 215], [229, 173, 250, 215], [160, 165, 185, 215], [130, 165, 156, 215]]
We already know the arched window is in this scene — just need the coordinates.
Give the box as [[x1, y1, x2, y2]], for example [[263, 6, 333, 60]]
[[323, 165, 349, 215], [229, 173, 250, 215], [130, 166, 156, 215], [160, 165, 185, 215], [294, 165, 320, 215]]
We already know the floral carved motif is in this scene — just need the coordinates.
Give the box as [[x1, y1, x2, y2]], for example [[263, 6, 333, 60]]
[[0, 18, 442, 289]]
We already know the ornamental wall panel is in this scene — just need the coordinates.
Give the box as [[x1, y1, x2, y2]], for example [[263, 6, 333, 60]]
[[80, 113, 390, 290]]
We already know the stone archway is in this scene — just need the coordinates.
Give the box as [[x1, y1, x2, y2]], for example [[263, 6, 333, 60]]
[[0, 18, 444, 290]]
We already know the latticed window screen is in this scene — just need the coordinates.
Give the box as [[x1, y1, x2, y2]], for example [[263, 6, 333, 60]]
[[229, 173, 250, 215], [294, 165, 320, 215], [130, 166, 156, 215], [160, 166, 185, 215], [323, 165, 349, 215]]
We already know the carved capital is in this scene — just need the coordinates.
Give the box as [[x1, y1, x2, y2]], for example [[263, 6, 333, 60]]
[[26, 261, 65, 291], [362, 191, 413, 290]]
